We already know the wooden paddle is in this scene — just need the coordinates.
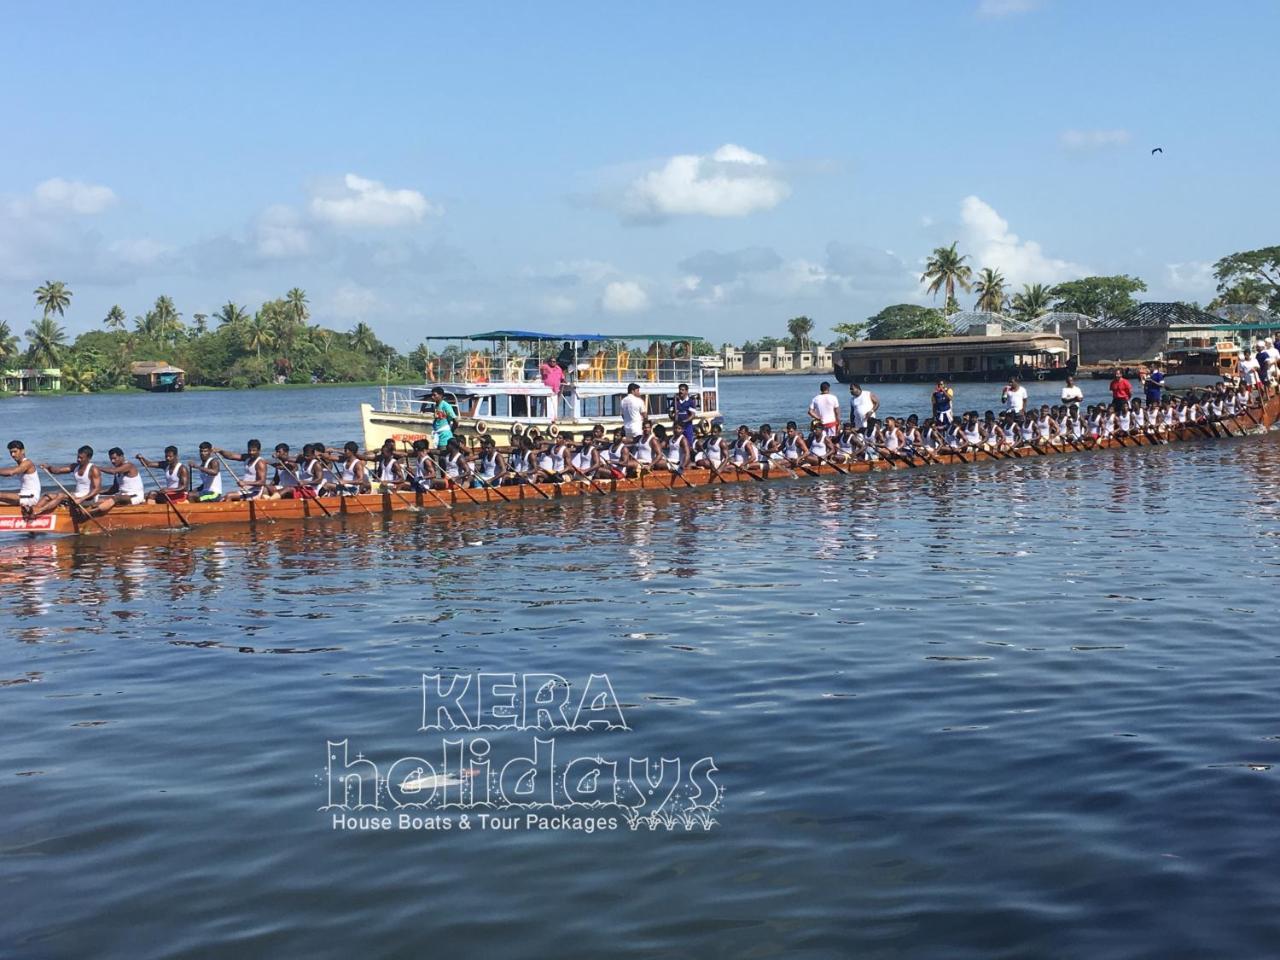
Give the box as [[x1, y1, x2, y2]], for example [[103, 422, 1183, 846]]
[[275, 459, 334, 517], [474, 473, 514, 503], [38, 465, 112, 536], [135, 458, 192, 528], [215, 453, 277, 524]]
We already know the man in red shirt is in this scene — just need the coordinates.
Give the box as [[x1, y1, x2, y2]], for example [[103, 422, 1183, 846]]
[[1109, 369, 1133, 412]]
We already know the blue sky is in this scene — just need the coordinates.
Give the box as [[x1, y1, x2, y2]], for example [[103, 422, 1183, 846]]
[[2, 0, 1276, 348]]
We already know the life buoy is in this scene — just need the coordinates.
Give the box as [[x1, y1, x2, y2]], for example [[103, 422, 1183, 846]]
[[547, 424, 560, 438], [510, 422, 525, 438], [475, 420, 488, 435], [695, 417, 710, 437]]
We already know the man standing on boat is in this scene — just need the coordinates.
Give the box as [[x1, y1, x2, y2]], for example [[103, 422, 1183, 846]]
[[671, 382, 697, 447], [930, 380, 955, 426], [1002, 377, 1029, 415], [429, 387, 457, 448], [1142, 362, 1166, 406], [1060, 376, 1084, 413], [622, 381, 645, 441], [0, 440, 40, 519], [848, 383, 879, 430], [808, 381, 841, 437], [539, 357, 564, 423], [1109, 369, 1132, 413]]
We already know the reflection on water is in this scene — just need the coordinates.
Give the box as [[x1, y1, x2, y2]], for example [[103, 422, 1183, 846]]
[[4, 392, 1280, 958]]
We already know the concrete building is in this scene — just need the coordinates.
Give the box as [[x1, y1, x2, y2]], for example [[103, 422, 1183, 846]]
[[721, 346, 744, 372], [1, 367, 61, 392], [1074, 302, 1270, 364]]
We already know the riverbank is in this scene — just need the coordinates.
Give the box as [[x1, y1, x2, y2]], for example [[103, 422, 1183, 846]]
[[0, 378, 419, 398], [719, 367, 833, 377]]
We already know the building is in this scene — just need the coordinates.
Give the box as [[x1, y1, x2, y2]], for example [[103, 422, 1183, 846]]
[[721, 346, 744, 372], [743, 345, 793, 371], [130, 361, 186, 392], [834, 333, 1073, 383], [1075, 302, 1278, 364], [1, 368, 61, 392]]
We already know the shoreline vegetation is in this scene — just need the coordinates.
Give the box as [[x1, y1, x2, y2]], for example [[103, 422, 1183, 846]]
[[2, 245, 1274, 394]]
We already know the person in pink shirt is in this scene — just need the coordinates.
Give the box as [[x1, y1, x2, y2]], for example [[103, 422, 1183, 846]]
[[539, 357, 564, 422]]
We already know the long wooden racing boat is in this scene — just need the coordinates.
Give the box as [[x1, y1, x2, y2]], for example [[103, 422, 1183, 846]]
[[4, 396, 1278, 536]]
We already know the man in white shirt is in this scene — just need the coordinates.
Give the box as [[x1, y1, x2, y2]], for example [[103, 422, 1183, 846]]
[[1002, 377, 1029, 414], [1060, 376, 1084, 412], [807, 381, 841, 436], [620, 382, 646, 440], [848, 383, 879, 429]]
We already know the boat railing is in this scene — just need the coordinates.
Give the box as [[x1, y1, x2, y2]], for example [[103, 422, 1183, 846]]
[[419, 353, 709, 386]]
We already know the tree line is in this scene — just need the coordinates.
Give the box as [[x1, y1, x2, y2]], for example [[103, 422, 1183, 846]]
[[734, 243, 1280, 348], [1, 282, 427, 391]]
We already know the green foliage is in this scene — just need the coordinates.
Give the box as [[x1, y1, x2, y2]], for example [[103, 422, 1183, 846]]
[[972, 268, 1007, 313], [786, 316, 815, 351], [1212, 247, 1280, 313], [921, 243, 973, 309], [0, 320, 18, 365], [865, 304, 950, 340], [1049, 275, 1146, 319], [1010, 283, 1052, 322], [25, 316, 68, 367], [34, 280, 72, 319], [829, 321, 868, 343]]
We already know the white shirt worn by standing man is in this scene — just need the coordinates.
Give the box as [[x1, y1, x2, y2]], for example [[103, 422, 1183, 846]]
[[621, 385, 646, 440]]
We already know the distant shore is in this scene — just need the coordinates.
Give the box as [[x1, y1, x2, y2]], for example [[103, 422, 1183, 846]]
[[0, 379, 419, 398], [718, 368, 832, 378]]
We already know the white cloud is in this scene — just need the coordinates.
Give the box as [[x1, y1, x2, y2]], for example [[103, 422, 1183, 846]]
[[310, 173, 439, 228], [601, 280, 649, 313], [977, 0, 1042, 17], [327, 281, 382, 320], [539, 294, 576, 316], [620, 144, 789, 222], [958, 195, 1086, 287], [1165, 261, 1215, 294], [254, 204, 311, 259], [30, 177, 118, 215], [1060, 129, 1132, 151]]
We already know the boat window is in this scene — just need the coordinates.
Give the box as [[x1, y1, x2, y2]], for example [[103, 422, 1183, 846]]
[[963, 356, 976, 372], [925, 357, 939, 373], [947, 357, 956, 372], [905, 359, 918, 373], [870, 360, 881, 374], [889, 359, 898, 373]]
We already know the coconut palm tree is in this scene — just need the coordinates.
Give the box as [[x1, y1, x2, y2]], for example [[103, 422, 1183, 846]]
[[192, 313, 208, 336], [26, 316, 68, 367], [349, 322, 377, 354], [244, 312, 276, 358], [786, 316, 815, 351], [972, 268, 1008, 313], [215, 301, 250, 327], [1010, 283, 1053, 324], [34, 280, 72, 320], [285, 287, 309, 327], [921, 243, 973, 315], [0, 321, 18, 366], [103, 304, 127, 332], [151, 295, 183, 344]]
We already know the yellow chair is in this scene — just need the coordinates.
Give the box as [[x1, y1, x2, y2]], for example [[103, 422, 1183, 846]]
[[614, 350, 630, 381], [587, 353, 606, 382]]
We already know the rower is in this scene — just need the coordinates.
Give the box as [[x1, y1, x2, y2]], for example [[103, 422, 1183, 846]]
[[406, 439, 437, 491], [372, 439, 404, 492], [757, 424, 783, 474], [94, 447, 146, 516], [474, 435, 504, 487], [805, 421, 831, 466], [138, 446, 189, 503], [881, 417, 906, 458], [217, 440, 268, 501], [540, 433, 570, 482], [729, 425, 759, 470], [834, 421, 860, 464], [603, 428, 632, 479], [808, 381, 841, 438], [31, 446, 100, 518], [267, 443, 299, 498], [189, 442, 224, 502], [336, 441, 371, 494], [630, 421, 658, 476], [0, 440, 40, 519], [569, 433, 605, 482], [780, 421, 809, 467], [697, 424, 728, 473], [655, 424, 690, 473], [441, 437, 472, 487]]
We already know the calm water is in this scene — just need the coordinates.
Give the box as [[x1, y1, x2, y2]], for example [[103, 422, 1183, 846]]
[[4, 377, 1280, 959]]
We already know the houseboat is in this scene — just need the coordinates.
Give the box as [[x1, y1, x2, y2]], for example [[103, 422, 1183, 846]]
[[833, 332, 1075, 384], [359, 331, 724, 450]]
